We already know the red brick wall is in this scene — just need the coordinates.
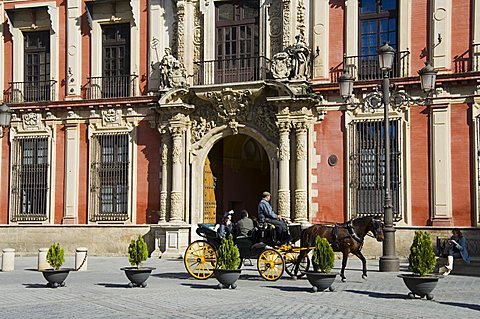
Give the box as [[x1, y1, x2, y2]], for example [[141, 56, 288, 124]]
[[0, 131, 10, 224], [136, 121, 161, 224], [329, 1, 345, 79], [410, 106, 430, 226], [312, 110, 345, 224], [451, 0, 471, 72], [411, 0, 429, 74], [78, 124, 88, 224], [54, 126, 65, 224], [450, 103, 472, 225]]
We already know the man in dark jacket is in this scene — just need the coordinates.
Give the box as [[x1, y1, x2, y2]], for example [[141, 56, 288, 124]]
[[237, 209, 255, 237]]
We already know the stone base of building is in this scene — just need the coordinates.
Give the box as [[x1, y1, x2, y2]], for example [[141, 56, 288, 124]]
[[151, 223, 191, 259]]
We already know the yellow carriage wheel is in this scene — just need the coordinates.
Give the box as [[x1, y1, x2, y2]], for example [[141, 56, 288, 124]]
[[284, 251, 310, 279], [257, 249, 284, 281], [184, 240, 217, 280]]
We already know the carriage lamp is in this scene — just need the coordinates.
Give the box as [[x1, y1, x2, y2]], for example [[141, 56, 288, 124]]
[[338, 43, 437, 273], [0, 103, 13, 139]]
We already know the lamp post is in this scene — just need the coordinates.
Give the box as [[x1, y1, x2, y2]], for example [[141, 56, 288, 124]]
[[0, 103, 13, 139], [339, 43, 437, 272]]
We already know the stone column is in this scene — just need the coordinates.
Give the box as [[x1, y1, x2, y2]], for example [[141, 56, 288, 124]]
[[169, 126, 184, 222], [293, 121, 308, 223], [277, 121, 291, 222], [159, 131, 170, 223]]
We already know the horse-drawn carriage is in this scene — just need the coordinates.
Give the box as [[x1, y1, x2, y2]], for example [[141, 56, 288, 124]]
[[184, 222, 310, 281]]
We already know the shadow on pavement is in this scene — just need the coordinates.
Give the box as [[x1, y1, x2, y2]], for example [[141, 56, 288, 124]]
[[438, 301, 480, 311], [96, 283, 129, 288], [181, 283, 217, 289], [152, 272, 190, 280], [238, 274, 264, 281], [345, 289, 406, 299], [265, 285, 311, 293], [22, 283, 50, 288]]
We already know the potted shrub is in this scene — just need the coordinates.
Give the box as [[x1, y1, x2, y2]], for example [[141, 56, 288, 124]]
[[120, 235, 156, 288], [398, 231, 442, 300], [214, 234, 241, 289], [42, 243, 71, 288], [305, 236, 338, 292]]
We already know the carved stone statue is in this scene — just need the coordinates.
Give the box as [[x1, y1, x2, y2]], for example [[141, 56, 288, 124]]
[[159, 47, 188, 90], [271, 33, 311, 81]]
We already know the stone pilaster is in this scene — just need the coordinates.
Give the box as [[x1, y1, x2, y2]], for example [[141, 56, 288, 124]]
[[293, 121, 308, 223], [66, 0, 82, 98], [169, 125, 185, 222], [63, 118, 80, 224], [277, 120, 291, 222], [159, 130, 170, 223]]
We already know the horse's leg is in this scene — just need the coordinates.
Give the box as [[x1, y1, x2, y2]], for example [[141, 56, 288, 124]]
[[340, 251, 348, 282], [353, 251, 368, 280], [293, 249, 308, 277]]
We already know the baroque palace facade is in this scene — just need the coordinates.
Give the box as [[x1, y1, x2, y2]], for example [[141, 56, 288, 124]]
[[0, 0, 479, 257]]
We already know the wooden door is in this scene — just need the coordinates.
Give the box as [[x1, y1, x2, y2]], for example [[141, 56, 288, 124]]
[[203, 157, 217, 224]]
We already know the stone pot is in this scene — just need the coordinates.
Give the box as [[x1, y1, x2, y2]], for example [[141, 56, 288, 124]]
[[214, 269, 242, 289], [305, 271, 338, 292], [42, 268, 71, 288], [398, 274, 443, 300], [121, 267, 156, 288]]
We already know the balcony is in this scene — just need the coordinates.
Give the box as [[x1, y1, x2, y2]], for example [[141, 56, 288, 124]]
[[6, 80, 57, 103], [86, 75, 138, 99], [193, 56, 270, 86], [341, 50, 411, 82]]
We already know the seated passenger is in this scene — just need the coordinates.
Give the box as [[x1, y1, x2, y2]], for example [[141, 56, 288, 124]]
[[218, 210, 234, 238], [236, 209, 255, 237]]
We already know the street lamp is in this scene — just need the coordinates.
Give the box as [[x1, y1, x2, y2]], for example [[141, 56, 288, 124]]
[[338, 42, 437, 272], [0, 103, 13, 139]]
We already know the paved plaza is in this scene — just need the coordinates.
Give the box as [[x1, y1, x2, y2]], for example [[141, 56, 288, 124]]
[[0, 256, 478, 319]]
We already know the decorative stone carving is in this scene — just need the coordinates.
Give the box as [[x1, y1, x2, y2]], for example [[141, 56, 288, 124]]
[[296, 0, 306, 34], [158, 47, 188, 90], [22, 113, 44, 131], [250, 103, 279, 141], [170, 191, 183, 222], [271, 52, 292, 80], [159, 192, 168, 223], [294, 190, 307, 221], [101, 109, 122, 127], [278, 190, 290, 220], [206, 88, 252, 122], [269, 1, 283, 56], [282, 0, 291, 49], [193, 4, 203, 62], [175, 1, 185, 60]]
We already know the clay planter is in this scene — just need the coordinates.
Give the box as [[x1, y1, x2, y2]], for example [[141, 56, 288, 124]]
[[42, 269, 71, 288], [305, 271, 338, 293], [214, 269, 242, 289], [398, 274, 443, 300], [121, 267, 156, 288]]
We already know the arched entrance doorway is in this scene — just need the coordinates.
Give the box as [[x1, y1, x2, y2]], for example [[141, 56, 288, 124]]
[[203, 134, 269, 224]]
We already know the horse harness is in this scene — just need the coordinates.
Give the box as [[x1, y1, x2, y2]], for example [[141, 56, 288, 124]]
[[331, 220, 364, 248]]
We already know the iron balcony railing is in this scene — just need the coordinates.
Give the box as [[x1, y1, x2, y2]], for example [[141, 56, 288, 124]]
[[8, 80, 57, 103], [193, 56, 271, 85], [343, 50, 410, 81], [472, 43, 480, 72], [87, 75, 138, 99]]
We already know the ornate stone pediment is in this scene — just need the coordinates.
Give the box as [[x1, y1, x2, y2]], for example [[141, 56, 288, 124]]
[[206, 88, 252, 122]]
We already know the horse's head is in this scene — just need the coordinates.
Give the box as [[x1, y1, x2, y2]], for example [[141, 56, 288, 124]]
[[370, 218, 384, 242]]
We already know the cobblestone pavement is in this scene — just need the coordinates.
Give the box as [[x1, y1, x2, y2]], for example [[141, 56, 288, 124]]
[[0, 257, 478, 319]]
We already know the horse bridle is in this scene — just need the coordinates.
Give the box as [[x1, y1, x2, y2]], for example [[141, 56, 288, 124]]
[[366, 219, 383, 239]]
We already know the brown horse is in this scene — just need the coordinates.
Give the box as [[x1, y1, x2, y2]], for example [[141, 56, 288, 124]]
[[294, 216, 384, 282]]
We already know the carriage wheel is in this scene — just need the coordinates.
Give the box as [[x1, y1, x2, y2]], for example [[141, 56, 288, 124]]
[[257, 249, 284, 281], [184, 240, 217, 280], [284, 251, 310, 278]]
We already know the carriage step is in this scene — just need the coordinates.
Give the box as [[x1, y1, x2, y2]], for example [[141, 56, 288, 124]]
[[243, 259, 253, 267]]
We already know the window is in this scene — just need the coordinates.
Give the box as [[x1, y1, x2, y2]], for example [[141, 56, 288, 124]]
[[358, 0, 398, 79], [23, 31, 51, 102], [11, 137, 49, 222], [215, 1, 259, 83], [101, 24, 131, 98], [348, 119, 401, 221], [90, 133, 130, 221]]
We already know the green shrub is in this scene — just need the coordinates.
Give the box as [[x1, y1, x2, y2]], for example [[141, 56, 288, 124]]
[[217, 234, 240, 270], [408, 231, 436, 276], [128, 235, 149, 268], [46, 243, 65, 270], [312, 236, 335, 273]]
